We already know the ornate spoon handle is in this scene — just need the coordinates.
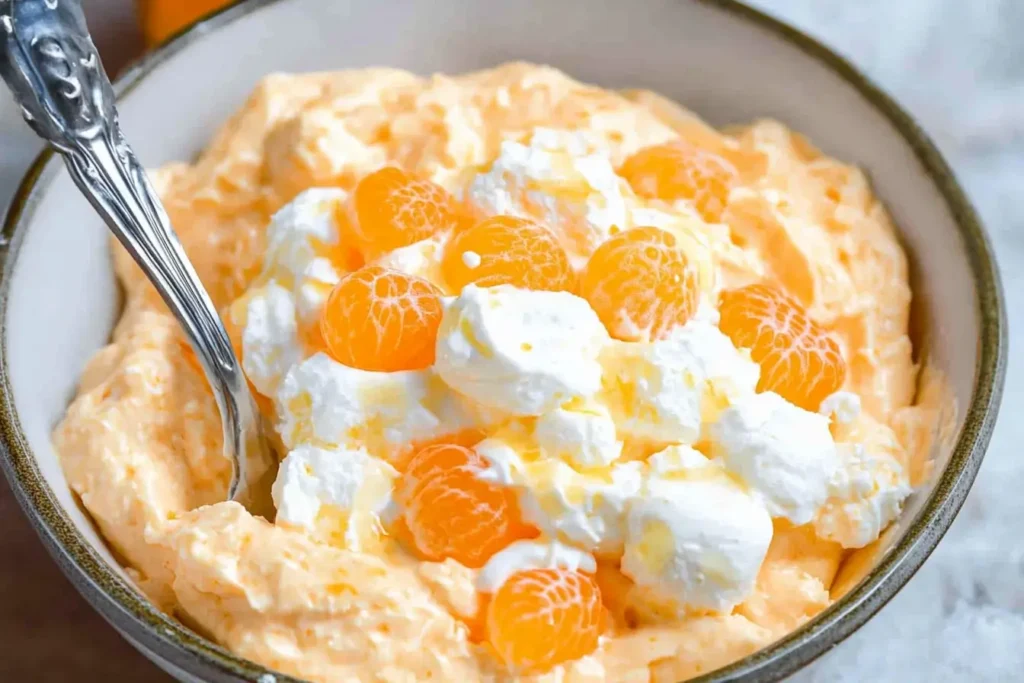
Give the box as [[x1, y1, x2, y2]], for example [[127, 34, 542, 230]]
[[0, 0, 272, 507]]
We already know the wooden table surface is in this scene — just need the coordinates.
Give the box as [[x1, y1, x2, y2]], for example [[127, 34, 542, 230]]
[[1, 3, 171, 680]]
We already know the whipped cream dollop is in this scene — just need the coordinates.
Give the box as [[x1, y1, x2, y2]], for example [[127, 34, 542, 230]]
[[814, 420, 912, 548], [467, 129, 629, 259], [819, 391, 863, 425], [461, 251, 482, 269], [262, 187, 346, 324], [240, 188, 350, 396], [710, 392, 839, 525], [434, 284, 608, 415], [534, 400, 623, 469], [601, 319, 759, 444], [242, 281, 303, 396], [621, 445, 773, 614], [272, 444, 397, 551], [477, 539, 597, 593], [371, 236, 447, 289], [277, 353, 484, 460], [477, 436, 642, 556]]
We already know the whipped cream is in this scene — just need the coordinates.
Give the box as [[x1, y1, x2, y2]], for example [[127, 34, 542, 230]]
[[534, 401, 623, 469], [621, 445, 773, 614], [242, 281, 304, 397], [241, 188, 353, 396], [476, 436, 642, 556], [277, 353, 484, 460], [372, 236, 447, 290], [272, 444, 397, 552], [819, 391, 863, 425], [466, 128, 629, 259], [435, 284, 608, 415], [262, 188, 347, 324], [477, 539, 597, 593], [601, 319, 759, 444], [814, 430, 912, 548], [710, 392, 839, 525]]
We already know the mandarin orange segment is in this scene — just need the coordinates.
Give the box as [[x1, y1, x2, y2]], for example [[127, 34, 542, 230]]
[[441, 215, 576, 293], [399, 443, 488, 492], [138, 0, 230, 46], [486, 568, 604, 673], [396, 428, 487, 471], [319, 265, 443, 372], [352, 166, 469, 257], [579, 226, 699, 342], [619, 140, 738, 222], [399, 443, 535, 567], [718, 283, 847, 411]]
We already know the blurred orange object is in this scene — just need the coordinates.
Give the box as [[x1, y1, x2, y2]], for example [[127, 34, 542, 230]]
[[137, 0, 234, 46]]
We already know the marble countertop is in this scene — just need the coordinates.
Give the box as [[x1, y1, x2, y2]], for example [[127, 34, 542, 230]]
[[0, 1, 1020, 680]]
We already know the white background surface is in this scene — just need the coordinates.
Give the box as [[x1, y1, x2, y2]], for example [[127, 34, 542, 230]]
[[0, 1, 1020, 680]]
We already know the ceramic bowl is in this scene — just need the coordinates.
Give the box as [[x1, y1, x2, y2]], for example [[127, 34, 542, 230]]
[[0, 0, 1006, 681]]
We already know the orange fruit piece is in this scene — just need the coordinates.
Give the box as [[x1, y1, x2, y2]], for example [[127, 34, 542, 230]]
[[399, 443, 535, 567], [619, 140, 738, 222], [400, 442, 487, 490], [718, 283, 847, 411], [138, 0, 230, 46], [351, 166, 468, 257], [485, 568, 604, 673], [441, 215, 576, 292], [579, 226, 699, 342], [395, 428, 487, 471], [319, 265, 443, 372]]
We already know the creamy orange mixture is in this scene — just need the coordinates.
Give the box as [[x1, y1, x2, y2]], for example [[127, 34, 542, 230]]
[[54, 64, 941, 681]]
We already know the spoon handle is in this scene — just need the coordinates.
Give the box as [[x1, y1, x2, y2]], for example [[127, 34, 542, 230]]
[[0, 0, 270, 504]]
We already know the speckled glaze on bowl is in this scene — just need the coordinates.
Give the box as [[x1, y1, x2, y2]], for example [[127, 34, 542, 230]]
[[0, 0, 1006, 681]]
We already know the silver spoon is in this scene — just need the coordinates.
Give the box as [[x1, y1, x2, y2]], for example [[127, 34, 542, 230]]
[[0, 0, 275, 512]]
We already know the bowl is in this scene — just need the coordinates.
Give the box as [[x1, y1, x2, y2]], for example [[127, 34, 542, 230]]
[[0, 0, 1006, 681]]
